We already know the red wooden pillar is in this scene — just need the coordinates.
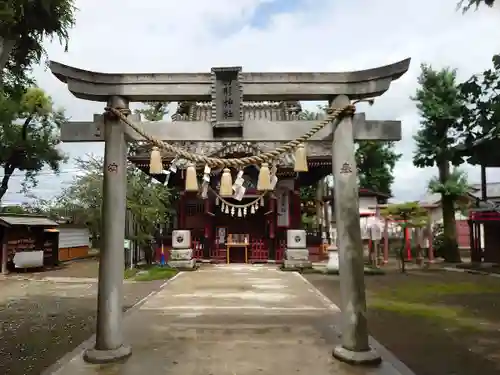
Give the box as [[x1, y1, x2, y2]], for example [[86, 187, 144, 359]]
[[204, 198, 211, 259], [383, 219, 389, 264], [204, 199, 210, 238], [269, 195, 276, 239], [405, 227, 412, 260], [293, 179, 301, 229], [269, 195, 277, 260], [179, 192, 186, 229]]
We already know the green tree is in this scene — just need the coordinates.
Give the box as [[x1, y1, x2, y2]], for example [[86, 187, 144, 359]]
[[0, 0, 76, 84], [412, 64, 466, 262], [135, 102, 170, 121], [301, 105, 401, 196], [0, 87, 67, 202], [458, 0, 500, 165], [381, 202, 428, 273], [458, 56, 500, 149], [48, 155, 175, 249], [42, 102, 175, 249], [356, 141, 401, 196]]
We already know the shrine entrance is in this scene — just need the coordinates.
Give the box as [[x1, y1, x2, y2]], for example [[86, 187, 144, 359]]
[[213, 194, 269, 264], [52, 59, 410, 366]]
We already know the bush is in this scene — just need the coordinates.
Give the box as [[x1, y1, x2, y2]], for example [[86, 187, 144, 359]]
[[432, 223, 445, 259]]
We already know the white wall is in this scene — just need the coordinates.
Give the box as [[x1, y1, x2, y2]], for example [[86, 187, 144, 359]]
[[428, 206, 468, 225], [59, 227, 90, 248], [359, 196, 378, 214]]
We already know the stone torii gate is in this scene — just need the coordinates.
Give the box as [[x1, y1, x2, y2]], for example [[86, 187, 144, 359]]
[[50, 59, 410, 366]]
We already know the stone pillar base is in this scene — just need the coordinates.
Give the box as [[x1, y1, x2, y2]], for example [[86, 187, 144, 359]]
[[167, 249, 196, 270], [83, 344, 132, 364], [332, 345, 381, 366], [283, 248, 311, 269], [326, 246, 339, 272]]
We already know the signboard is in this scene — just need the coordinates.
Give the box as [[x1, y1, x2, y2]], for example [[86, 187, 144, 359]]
[[213, 67, 242, 126], [14, 251, 44, 268], [276, 189, 290, 227], [216, 227, 227, 244]]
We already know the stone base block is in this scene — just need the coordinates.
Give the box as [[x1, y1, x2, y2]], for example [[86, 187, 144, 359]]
[[168, 248, 195, 269], [283, 248, 311, 269], [168, 259, 196, 270], [326, 247, 339, 272], [283, 259, 312, 269], [83, 345, 132, 364]]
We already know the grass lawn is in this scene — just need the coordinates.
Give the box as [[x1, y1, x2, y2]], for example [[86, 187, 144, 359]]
[[306, 269, 500, 375], [124, 265, 178, 281]]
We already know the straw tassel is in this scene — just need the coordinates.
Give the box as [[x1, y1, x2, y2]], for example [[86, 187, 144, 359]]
[[257, 163, 271, 191], [149, 146, 163, 174], [219, 168, 233, 197], [294, 144, 308, 172], [184, 163, 199, 192]]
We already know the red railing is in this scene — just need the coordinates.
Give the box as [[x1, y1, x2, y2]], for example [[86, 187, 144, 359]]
[[276, 240, 285, 263], [192, 238, 203, 259], [155, 236, 326, 264], [249, 239, 268, 263]]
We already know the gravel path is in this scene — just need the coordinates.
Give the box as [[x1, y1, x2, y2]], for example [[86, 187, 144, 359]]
[[0, 277, 164, 375]]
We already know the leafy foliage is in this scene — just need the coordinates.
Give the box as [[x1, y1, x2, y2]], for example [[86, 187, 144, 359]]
[[431, 223, 446, 259], [134, 102, 170, 121], [36, 102, 176, 248], [49, 156, 175, 247], [458, 0, 496, 12], [412, 64, 465, 168], [0, 0, 76, 84], [458, 55, 500, 152], [412, 64, 465, 262], [381, 202, 429, 272], [381, 202, 429, 229], [302, 105, 400, 196], [0, 87, 67, 201], [428, 168, 470, 198], [356, 141, 401, 196]]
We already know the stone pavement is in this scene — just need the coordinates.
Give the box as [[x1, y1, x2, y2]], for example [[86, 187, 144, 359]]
[[45, 265, 413, 375]]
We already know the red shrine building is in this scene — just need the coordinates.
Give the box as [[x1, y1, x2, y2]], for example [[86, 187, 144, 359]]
[[129, 101, 387, 264]]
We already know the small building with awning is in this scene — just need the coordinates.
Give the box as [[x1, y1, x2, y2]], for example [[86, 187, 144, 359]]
[[0, 214, 59, 272]]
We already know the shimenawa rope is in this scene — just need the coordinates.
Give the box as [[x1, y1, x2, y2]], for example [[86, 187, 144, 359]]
[[105, 104, 355, 168], [209, 186, 266, 208]]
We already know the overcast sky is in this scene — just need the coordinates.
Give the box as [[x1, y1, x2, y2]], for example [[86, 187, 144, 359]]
[[3, 0, 500, 205]]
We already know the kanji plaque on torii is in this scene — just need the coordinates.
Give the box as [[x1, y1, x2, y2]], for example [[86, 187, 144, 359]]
[[50, 58, 410, 366]]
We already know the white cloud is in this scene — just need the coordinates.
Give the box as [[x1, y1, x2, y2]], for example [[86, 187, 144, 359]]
[[4, 0, 500, 203]]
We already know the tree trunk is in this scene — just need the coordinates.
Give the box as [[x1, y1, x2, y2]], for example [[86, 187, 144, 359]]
[[399, 225, 406, 273], [0, 164, 14, 202], [438, 160, 461, 263], [0, 116, 33, 202]]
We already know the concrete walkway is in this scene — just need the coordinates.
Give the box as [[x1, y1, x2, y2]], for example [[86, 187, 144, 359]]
[[47, 265, 409, 375]]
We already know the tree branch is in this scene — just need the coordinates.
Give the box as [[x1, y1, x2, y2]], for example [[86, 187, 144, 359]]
[[0, 163, 15, 201]]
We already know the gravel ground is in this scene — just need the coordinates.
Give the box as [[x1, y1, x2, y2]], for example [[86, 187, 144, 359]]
[[306, 269, 500, 375], [0, 267, 164, 375]]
